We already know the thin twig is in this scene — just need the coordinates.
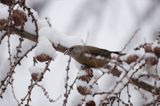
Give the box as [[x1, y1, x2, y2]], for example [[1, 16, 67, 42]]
[[11, 80, 20, 105], [121, 28, 141, 52], [63, 56, 72, 106], [36, 83, 61, 102], [20, 60, 52, 106]]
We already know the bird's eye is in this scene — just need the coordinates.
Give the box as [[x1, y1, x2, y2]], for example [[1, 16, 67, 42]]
[[69, 47, 74, 52]]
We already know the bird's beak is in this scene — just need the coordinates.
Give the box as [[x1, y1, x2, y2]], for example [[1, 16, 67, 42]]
[[64, 49, 70, 55]]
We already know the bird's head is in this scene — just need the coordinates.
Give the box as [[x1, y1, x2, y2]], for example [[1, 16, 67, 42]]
[[64, 45, 83, 57]]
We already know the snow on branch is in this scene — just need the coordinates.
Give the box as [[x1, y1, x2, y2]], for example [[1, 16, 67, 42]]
[[0, 1, 160, 106], [0, 7, 160, 96]]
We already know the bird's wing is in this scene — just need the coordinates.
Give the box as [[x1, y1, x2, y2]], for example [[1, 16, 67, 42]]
[[84, 46, 114, 58]]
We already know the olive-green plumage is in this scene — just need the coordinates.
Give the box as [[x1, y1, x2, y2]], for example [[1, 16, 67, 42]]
[[66, 45, 122, 68]]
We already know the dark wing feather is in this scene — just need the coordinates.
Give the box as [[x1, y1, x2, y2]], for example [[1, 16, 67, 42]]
[[84, 46, 119, 58]]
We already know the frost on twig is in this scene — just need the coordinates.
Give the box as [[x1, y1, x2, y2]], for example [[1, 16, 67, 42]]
[[34, 36, 57, 62], [0, 1, 160, 106], [20, 60, 60, 106]]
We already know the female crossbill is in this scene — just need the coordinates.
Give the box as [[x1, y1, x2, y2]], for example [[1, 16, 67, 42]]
[[65, 45, 124, 68]]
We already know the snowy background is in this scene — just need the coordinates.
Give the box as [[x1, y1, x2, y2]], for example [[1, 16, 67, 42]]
[[0, 0, 160, 105]]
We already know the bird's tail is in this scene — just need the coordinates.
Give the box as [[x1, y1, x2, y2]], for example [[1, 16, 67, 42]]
[[112, 51, 126, 56]]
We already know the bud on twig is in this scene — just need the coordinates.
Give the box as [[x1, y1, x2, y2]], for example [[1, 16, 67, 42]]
[[145, 57, 158, 66], [144, 43, 152, 52], [153, 47, 160, 57], [11, 10, 27, 26], [0, 0, 14, 6], [0, 19, 9, 27], [126, 55, 139, 64], [35, 54, 52, 62]]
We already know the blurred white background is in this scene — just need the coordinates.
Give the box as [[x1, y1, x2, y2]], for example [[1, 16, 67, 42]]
[[1, 0, 160, 105]]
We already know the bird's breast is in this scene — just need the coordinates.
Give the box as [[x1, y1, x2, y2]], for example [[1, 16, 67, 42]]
[[74, 53, 108, 68]]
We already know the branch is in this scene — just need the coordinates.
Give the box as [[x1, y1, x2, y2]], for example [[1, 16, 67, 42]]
[[130, 78, 160, 95], [0, 26, 68, 53], [0, 25, 160, 96]]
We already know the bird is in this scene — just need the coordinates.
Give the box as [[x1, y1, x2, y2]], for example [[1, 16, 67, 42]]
[[65, 45, 124, 68]]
